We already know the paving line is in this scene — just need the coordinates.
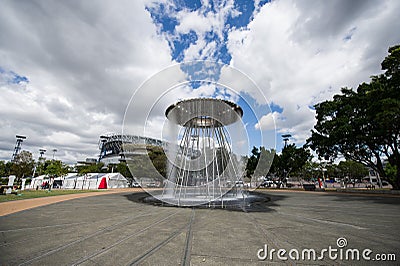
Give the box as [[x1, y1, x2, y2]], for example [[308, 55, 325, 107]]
[[181, 208, 195, 266], [244, 211, 296, 266], [277, 211, 367, 230], [1, 212, 154, 248], [0, 222, 88, 233], [71, 210, 181, 266], [127, 208, 195, 266], [18, 210, 165, 266]]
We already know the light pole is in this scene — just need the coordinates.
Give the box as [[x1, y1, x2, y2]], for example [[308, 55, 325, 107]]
[[12, 135, 26, 162], [39, 148, 46, 159], [281, 134, 292, 188], [32, 148, 46, 177], [99, 135, 108, 162], [319, 160, 328, 189], [282, 134, 291, 148]]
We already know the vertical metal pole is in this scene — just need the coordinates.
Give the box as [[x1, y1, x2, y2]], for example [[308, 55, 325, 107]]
[[179, 126, 191, 204]]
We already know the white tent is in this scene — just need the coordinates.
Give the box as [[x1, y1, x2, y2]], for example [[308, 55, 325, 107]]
[[29, 175, 47, 189], [86, 173, 105, 189], [63, 173, 80, 189], [103, 173, 129, 188], [28, 173, 129, 190], [71, 173, 104, 190], [62, 173, 128, 189]]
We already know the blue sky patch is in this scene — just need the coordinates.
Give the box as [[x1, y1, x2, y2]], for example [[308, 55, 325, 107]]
[[172, 30, 198, 61], [270, 102, 283, 113], [0, 67, 29, 85], [226, 0, 255, 29], [343, 27, 357, 41], [146, 0, 268, 65], [12, 73, 29, 84]]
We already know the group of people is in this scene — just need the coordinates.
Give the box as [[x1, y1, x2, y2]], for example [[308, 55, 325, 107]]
[[39, 178, 55, 190]]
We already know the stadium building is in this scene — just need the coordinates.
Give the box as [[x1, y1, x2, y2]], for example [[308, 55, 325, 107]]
[[98, 134, 163, 165]]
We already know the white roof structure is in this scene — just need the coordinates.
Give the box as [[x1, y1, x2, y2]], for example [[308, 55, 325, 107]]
[[29, 174, 47, 189], [63, 172, 128, 189], [103, 173, 129, 188], [28, 172, 129, 190]]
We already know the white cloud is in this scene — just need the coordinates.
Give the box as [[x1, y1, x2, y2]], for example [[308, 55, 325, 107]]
[[152, 0, 239, 62], [228, 0, 400, 145], [0, 0, 173, 163], [1, 0, 399, 164], [176, 11, 214, 35], [255, 112, 279, 131]]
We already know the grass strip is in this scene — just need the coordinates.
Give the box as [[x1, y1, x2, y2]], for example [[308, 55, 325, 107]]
[[0, 189, 103, 203]]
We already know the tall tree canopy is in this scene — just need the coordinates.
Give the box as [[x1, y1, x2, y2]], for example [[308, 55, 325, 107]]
[[11, 150, 34, 180], [245, 146, 261, 178], [44, 160, 69, 177], [0, 161, 13, 177], [76, 162, 105, 175], [273, 144, 312, 180], [245, 145, 310, 182], [336, 160, 369, 181], [307, 45, 400, 189], [125, 145, 168, 183]]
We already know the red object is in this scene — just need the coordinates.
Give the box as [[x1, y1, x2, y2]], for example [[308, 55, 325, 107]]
[[318, 178, 323, 188], [98, 177, 107, 189]]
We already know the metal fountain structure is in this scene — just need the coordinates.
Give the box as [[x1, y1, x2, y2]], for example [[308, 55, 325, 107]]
[[122, 62, 275, 209], [159, 98, 246, 207]]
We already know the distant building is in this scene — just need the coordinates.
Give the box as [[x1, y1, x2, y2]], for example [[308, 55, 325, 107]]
[[98, 134, 163, 165], [77, 158, 98, 165]]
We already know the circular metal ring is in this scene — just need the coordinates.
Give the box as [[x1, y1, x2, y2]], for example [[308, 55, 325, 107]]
[[165, 98, 243, 127]]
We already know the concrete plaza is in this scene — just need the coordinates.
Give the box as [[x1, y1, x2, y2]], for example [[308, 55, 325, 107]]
[[0, 190, 399, 265]]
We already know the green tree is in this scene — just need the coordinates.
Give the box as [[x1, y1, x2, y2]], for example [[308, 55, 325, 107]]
[[298, 161, 320, 181], [121, 145, 167, 183], [44, 160, 69, 177], [76, 162, 105, 175], [0, 160, 13, 177], [127, 156, 152, 178], [274, 144, 312, 183], [245, 146, 260, 178], [11, 150, 34, 180], [148, 146, 167, 178], [34, 160, 46, 177], [254, 147, 275, 177], [385, 162, 397, 186], [116, 162, 133, 180], [244, 147, 275, 187], [307, 45, 400, 189], [337, 160, 368, 184]]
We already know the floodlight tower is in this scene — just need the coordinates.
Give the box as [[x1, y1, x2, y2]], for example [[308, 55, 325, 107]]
[[52, 148, 57, 160], [98, 135, 109, 162], [39, 148, 46, 160], [11, 135, 26, 161], [282, 134, 292, 148], [32, 148, 47, 177]]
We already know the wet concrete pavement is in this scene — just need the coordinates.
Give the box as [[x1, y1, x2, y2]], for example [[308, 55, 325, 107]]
[[1, 190, 399, 265]]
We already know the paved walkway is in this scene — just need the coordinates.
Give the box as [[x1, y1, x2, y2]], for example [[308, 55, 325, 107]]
[[0, 188, 143, 216], [2, 188, 398, 217], [1, 190, 399, 265]]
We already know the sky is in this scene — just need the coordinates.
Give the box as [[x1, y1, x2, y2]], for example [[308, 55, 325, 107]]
[[0, 0, 400, 164]]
